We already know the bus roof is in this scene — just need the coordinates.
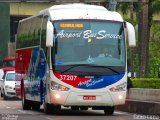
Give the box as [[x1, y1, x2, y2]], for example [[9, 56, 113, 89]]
[[20, 3, 123, 23], [41, 3, 123, 22]]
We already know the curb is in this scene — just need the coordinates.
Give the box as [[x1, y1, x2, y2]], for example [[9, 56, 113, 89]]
[[116, 99, 160, 115]]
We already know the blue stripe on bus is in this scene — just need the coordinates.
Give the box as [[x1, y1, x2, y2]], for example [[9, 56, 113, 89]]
[[78, 74, 124, 89]]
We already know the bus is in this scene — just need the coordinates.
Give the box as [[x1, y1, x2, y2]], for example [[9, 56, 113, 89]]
[[15, 3, 136, 115], [0, 56, 15, 74]]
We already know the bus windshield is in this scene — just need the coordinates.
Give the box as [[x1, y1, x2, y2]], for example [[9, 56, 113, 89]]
[[52, 20, 126, 74]]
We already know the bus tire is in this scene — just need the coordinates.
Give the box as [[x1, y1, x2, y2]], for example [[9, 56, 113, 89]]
[[22, 88, 31, 110], [44, 103, 52, 114], [32, 102, 40, 111], [104, 106, 114, 115]]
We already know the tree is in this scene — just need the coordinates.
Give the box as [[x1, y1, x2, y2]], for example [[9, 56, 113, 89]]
[[138, 0, 149, 78], [138, 0, 160, 78], [118, 0, 160, 78]]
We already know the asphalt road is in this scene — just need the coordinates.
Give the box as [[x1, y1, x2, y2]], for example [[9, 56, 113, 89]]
[[0, 97, 145, 120]]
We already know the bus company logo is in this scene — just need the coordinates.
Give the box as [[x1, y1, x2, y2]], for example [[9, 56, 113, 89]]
[[78, 79, 91, 87], [78, 78, 104, 88], [56, 30, 122, 40]]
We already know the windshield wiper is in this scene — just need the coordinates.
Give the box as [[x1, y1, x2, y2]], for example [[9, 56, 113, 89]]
[[61, 64, 120, 74]]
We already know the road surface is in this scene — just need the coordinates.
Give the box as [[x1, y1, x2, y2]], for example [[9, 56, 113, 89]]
[[0, 97, 155, 120]]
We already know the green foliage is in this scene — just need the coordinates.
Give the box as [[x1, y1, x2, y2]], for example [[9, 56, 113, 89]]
[[117, 2, 139, 14], [149, 22, 160, 78], [117, 2, 139, 25], [131, 78, 160, 89], [132, 78, 160, 80], [118, 1, 160, 78], [150, 0, 160, 14]]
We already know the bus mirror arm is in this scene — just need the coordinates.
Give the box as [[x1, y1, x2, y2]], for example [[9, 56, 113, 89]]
[[46, 20, 54, 47], [125, 22, 136, 47]]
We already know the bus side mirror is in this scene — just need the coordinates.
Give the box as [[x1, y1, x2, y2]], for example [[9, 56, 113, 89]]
[[126, 22, 136, 47], [46, 21, 54, 47]]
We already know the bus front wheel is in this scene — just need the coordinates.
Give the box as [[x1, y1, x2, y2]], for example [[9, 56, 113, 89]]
[[104, 106, 115, 115], [32, 102, 40, 111], [44, 103, 52, 114]]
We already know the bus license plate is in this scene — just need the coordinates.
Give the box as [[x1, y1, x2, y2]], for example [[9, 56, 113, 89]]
[[83, 96, 96, 100]]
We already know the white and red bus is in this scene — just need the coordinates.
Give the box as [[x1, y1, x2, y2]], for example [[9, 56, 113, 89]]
[[15, 4, 136, 115]]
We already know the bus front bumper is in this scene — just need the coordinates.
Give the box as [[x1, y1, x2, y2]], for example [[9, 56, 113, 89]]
[[50, 90, 126, 106]]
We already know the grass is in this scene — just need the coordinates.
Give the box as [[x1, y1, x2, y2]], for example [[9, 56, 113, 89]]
[[131, 78, 160, 89]]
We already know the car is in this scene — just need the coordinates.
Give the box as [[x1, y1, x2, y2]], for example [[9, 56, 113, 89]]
[[0, 71, 16, 100]]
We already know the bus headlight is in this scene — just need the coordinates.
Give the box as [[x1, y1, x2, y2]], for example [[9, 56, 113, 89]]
[[51, 81, 69, 91], [110, 82, 126, 92]]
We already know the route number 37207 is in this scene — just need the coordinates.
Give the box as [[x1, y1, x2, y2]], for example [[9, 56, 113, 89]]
[[59, 75, 77, 81]]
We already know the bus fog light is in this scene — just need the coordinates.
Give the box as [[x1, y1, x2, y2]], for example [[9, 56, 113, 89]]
[[118, 95, 123, 100], [51, 81, 69, 91], [55, 93, 60, 99], [110, 82, 126, 92]]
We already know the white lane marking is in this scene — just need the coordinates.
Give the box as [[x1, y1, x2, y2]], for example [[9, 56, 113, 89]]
[[17, 109, 27, 114], [17, 109, 42, 115], [45, 117, 53, 120], [115, 111, 134, 115]]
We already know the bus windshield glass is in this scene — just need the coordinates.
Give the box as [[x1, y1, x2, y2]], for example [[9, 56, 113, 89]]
[[52, 20, 126, 74]]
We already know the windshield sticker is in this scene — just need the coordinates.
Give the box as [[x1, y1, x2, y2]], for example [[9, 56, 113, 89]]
[[56, 30, 122, 40], [57, 60, 63, 65], [87, 56, 94, 63], [88, 38, 92, 43]]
